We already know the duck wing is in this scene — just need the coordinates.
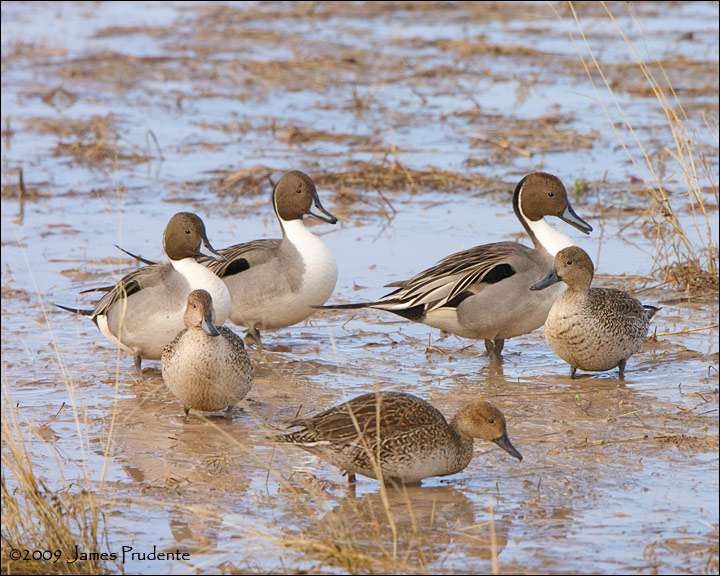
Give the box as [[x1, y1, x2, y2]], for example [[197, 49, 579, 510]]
[[376, 241, 526, 312], [285, 392, 445, 444], [198, 239, 283, 278]]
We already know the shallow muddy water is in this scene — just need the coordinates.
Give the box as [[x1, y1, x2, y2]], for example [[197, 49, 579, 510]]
[[2, 2, 718, 574]]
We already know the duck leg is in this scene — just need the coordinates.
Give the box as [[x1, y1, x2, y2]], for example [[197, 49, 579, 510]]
[[570, 366, 578, 379], [133, 355, 144, 380], [484, 339, 504, 362], [617, 359, 627, 379], [245, 327, 262, 346]]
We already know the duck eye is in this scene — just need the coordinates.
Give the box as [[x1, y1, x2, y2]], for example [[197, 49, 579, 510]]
[[548, 192, 555, 197], [185, 229, 191, 234], [567, 259, 573, 265], [296, 188, 302, 194], [488, 418, 494, 424]]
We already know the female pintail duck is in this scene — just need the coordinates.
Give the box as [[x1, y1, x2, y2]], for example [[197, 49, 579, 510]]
[[530, 246, 659, 378], [162, 289, 253, 415], [57, 212, 231, 378], [275, 391, 522, 484], [324, 172, 592, 361], [193, 170, 337, 343]]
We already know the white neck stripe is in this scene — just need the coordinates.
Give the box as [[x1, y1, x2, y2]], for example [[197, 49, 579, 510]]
[[526, 218, 576, 255]]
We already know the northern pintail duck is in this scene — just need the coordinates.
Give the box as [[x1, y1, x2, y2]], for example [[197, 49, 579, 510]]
[[324, 172, 592, 361], [162, 289, 253, 415], [57, 212, 231, 378], [275, 391, 522, 484], [200, 170, 338, 342], [530, 246, 659, 378]]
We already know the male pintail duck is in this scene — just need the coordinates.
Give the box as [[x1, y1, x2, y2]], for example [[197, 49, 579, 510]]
[[162, 289, 253, 415], [530, 246, 659, 378], [119, 171, 338, 344], [323, 172, 592, 361], [201, 170, 338, 342], [275, 391, 522, 484], [57, 212, 231, 378]]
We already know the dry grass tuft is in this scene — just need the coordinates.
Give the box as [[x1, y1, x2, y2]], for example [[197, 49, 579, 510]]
[[21, 114, 151, 169], [315, 160, 497, 195], [274, 124, 380, 147], [644, 529, 719, 575], [568, 1, 719, 292], [428, 36, 553, 59], [211, 166, 274, 199], [1, 392, 116, 575], [656, 433, 719, 452], [661, 260, 719, 294], [466, 115, 599, 160]]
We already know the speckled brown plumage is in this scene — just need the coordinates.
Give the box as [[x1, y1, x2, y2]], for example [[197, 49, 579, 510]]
[[275, 391, 522, 484], [162, 290, 253, 414], [531, 246, 657, 378]]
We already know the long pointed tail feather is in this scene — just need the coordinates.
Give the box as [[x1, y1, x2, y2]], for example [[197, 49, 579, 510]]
[[114, 244, 157, 266], [314, 301, 426, 322], [55, 303, 95, 317], [79, 285, 113, 295], [75, 246, 156, 296], [314, 302, 375, 310]]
